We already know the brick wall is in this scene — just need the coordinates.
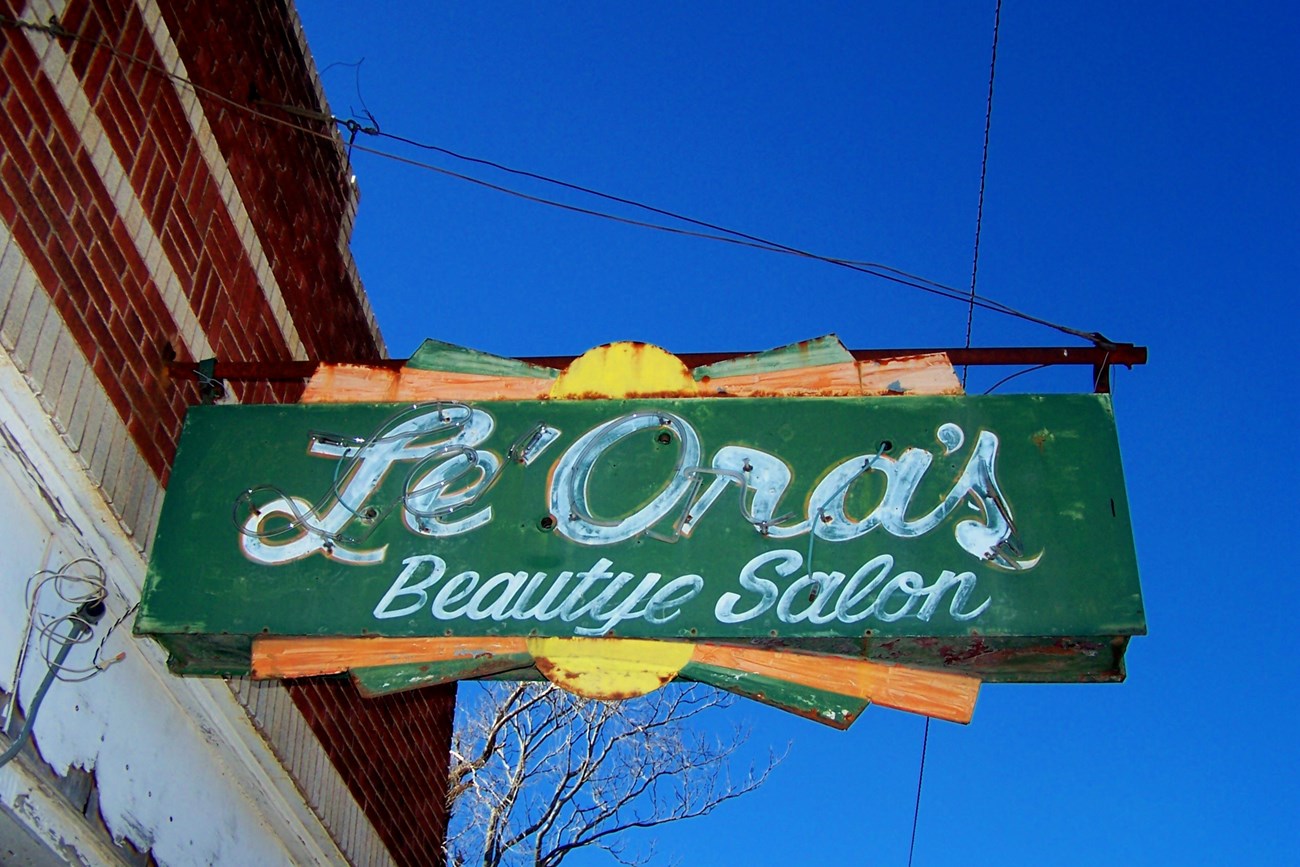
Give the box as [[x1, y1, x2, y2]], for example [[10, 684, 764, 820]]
[[288, 678, 459, 867], [1, 1, 453, 863], [151, 0, 381, 365]]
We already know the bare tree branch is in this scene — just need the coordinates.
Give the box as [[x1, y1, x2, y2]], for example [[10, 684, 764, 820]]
[[447, 681, 781, 867]]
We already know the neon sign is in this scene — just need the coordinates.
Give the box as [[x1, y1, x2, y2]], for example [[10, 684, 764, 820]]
[[140, 393, 1142, 682]]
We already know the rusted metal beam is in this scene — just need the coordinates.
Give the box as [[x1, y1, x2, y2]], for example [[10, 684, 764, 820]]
[[168, 358, 406, 381], [521, 345, 1148, 371], [168, 345, 1147, 393]]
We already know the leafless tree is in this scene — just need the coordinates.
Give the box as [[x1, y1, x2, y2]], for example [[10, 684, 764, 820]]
[[446, 681, 779, 867]]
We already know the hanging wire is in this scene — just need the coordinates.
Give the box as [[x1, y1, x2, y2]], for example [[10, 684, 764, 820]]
[[343, 139, 1104, 342], [320, 56, 379, 135], [0, 11, 1114, 347], [2, 623, 88, 764], [92, 602, 139, 671], [3, 558, 109, 735], [907, 717, 932, 867], [917, 5, 1003, 860], [1, 602, 105, 769], [962, 0, 1005, 388], [1092, 349, 1114, 392], [23, 559, 108, 682], [982, 363, 1050, 394]]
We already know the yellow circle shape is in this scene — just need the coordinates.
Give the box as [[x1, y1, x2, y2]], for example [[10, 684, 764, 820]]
[[527, 637, 694, 700], [541, 343, 697, 699], [550, 342, 698, 399]]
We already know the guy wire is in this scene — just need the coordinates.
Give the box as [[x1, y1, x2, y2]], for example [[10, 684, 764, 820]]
[[963, 0, 1004, 387]]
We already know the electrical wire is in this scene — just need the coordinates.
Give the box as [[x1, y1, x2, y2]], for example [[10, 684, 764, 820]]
[[92, 602, 138, 671], [1092, 349, 1114, 392], [917, 7, 1003, 859], [0, 12, 1116, 348], [1, 604, 103, 769], [982, 363, 1050, 394], [907, 717, 931, 867], [2, 559, 118, 737], [19, 559, 107, 681], [963, 0, 1004, 388], [343, 140, 1107, 343]]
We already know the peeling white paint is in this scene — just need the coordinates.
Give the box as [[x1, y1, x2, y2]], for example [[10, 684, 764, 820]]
[[0, 349, 348, 866]]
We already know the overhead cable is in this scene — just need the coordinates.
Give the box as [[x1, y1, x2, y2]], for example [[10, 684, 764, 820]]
[[962, 0, 1005, 386], [1, 12, 1113, 346], [345, 143, 1106, 343], [907, 717, 931, 867]]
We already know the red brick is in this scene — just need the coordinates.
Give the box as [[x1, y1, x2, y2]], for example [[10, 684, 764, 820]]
[[126, 138, 154, 192], [1, 40, 30, 88], [120, 305, 145, 345], [70, 243, 100, 292], [90, 350, 131, 419], [40, 153, 79, 215], [0, 186, 16, 225], [175, 144, 203, 206], [73, 150, 111, 214], [3, 211, 43, 276], [32, 71, 68, 129], [1, 95, 36, 160], [89, 234, 126, 281], [0, 154, 38, 215], [40, 232, 78, 286], [0, 143, 33, 195], [122, 12, 154, 60], [27, 172, 63, 227], [138, 148, 169, 215], [77, 43, 113, 104], [9, 0, 438, 857], [104, 79, 144, 148], [122, 45, 150, 97]]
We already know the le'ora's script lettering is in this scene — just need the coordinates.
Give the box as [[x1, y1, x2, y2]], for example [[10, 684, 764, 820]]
[[236, 404, 1042, 579]]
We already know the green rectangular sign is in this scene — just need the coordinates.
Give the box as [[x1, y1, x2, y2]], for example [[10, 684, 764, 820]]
[[138, 395, 1144, 680]]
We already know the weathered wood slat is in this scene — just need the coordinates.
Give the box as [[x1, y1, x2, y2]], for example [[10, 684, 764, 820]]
[[698, 353, 961, 397], [702, 361, 863, 396], [690, 643, 979, 723], [298, 364, 399, 402], [250, 636, 529, 678], [856, 353, 962, 395], [691, 334, 855, 379], [302, 352, 962, 402], [683, 663, 870, 729], [351, 655, 535, 697], [299, 365, 553, 403], [405, 338, 559, 378], [253, 634, 977, 722]]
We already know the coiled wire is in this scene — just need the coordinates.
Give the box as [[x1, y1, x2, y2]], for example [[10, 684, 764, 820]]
[[2, 558, 109, 734]]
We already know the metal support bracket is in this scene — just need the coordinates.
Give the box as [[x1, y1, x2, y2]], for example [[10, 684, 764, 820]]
[[196, 358, 226, 405]]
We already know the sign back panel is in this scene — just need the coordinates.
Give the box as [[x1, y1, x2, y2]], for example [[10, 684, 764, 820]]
[[138, 394, 1143, 680]]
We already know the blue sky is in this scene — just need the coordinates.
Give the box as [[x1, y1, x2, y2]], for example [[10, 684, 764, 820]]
[[297, 2, 1297, 863]]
